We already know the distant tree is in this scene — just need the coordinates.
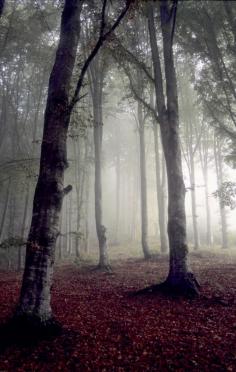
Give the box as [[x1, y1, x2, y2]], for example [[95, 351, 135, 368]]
[[178, 0, 236, 163], [214, 135, 228, 249]]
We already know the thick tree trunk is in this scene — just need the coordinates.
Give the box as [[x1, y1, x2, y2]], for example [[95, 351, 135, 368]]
[[16, 0, 83, 323], [146, 1, 199, 296], [153, 123, 168, 253]]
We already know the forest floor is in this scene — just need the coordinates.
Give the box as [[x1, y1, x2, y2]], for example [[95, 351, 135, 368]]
[[0, 246, 236, 371]]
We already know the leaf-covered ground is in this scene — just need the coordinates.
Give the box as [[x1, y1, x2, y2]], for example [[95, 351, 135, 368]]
[[0, 252, 236, 371]]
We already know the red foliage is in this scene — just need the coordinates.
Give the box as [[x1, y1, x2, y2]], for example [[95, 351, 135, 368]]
[[0, 255, 236, 371]]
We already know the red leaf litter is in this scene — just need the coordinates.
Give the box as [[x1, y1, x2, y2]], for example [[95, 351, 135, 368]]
[[0, 254, 236, 371]]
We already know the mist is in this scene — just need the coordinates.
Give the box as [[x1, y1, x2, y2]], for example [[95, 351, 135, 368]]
[[0, 1, 236, 370]]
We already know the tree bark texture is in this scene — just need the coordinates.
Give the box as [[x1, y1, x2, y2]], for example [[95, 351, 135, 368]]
[[17, 0, 83, 321], [147, 0, 199, 295]]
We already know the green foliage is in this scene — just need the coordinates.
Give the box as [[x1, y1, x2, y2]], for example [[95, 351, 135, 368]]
[[213, 181, 236, 209], [0, 236, 26, 250]]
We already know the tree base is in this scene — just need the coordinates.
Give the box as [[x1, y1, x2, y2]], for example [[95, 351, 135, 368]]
[[92, 263, 113, 273], [135, 272, 200, 298], [0, 314, 62, 350]]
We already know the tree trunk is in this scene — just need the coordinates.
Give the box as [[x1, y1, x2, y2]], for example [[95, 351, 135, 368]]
[[137, 102, 151, 259], [190, 155, 200, 250], [203, 166, 213, 246], [0, 178, 11, 241], [18, 182, 30, 271], [0, 0, 5, 18], [115, 148, 121, 244], [84, 167, 90, 253], [17, 0, 83, 323], [153, 123, 168, 253], [90, 56, 109, 269], [147, 0, 199, 296], [214, 136, 228, 249]]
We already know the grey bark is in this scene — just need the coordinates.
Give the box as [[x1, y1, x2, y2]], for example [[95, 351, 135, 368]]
[[214, 136, 228, 249], [147, 0, 199, 295], [199, 128, 213, 246], [153, 123, 168, 253], [189, 151, 199, 250], [137, 100, 151, 259], [0, 178, 11, 241], [17, 0, 83, 322], [115, 127, 121, 243], [18, 181, 30, 271], [89, 55, 109, 269]]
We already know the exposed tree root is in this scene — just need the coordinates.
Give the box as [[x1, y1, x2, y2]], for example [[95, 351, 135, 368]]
[[135, 273, 200, 298], [0, 314, 62, 351]]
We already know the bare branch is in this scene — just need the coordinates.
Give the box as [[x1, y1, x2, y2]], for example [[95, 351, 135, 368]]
[[69, 0, 133, 110]]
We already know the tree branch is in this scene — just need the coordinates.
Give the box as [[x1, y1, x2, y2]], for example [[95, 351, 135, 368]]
[[69, 0, 133, 110]]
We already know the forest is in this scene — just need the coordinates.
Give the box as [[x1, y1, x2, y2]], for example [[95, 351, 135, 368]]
[[0, 0, 236, 370]]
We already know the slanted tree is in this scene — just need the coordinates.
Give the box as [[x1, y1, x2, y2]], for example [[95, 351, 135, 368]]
[[15, 0, 133, 329], [16, 0, 84, 326]]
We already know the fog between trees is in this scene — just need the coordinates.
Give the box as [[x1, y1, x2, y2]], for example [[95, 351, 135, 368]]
[[0, 0, 236, 323]]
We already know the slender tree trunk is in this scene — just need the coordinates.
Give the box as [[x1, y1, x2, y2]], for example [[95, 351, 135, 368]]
[[68, 193, 72, 255], [0, 178, 11, 241], [137, 102, 151, 259], [190, 155, 200, 250], [90, 57, 110, 269], [84, 168, 90, 253], [153, 123, 168, 253], [115, 150, 120, 244], [147, 1, 199, 296], [203, 166, 213, 246], [214, 136, 228, 249], [18, 182, 30, 271], [17, 0, 83, 323]]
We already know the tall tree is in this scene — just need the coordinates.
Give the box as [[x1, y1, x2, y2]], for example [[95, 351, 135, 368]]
[[89, 52, 110, 269], [136, 79, 151, 259], [214, 135, 228, 249], [16, 0, 133, 327], [146, 0, 199, 296], [17, 0, 84, 324]]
